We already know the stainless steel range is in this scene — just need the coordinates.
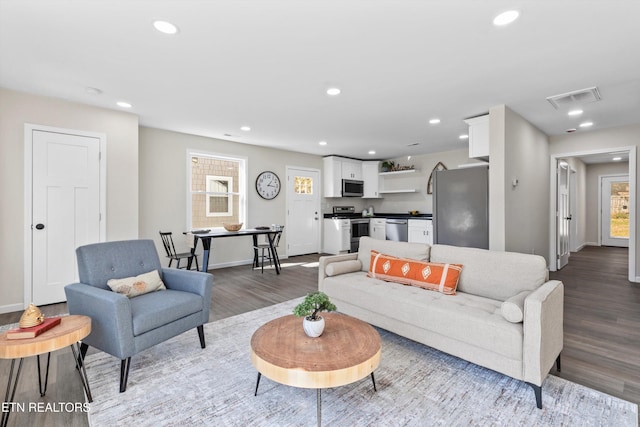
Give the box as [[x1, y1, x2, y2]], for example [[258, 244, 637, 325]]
[[332, 206, 370, 252]]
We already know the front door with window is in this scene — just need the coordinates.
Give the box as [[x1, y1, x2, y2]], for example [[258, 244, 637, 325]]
[[601, 175, 629, 247], [286, 167, 321, 256]]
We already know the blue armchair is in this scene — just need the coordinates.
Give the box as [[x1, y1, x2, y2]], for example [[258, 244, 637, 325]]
[[64, 239, 213, 392]]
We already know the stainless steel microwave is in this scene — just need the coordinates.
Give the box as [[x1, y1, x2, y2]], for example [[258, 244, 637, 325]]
[[342, 179, 364, 197]]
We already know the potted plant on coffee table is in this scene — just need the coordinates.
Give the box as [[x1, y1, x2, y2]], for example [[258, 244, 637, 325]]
[[293, 291, 337, 338]]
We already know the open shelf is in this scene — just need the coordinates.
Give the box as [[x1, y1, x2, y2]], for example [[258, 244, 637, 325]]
[[379, 169, 418, 176], [378, 189, 417, 194]]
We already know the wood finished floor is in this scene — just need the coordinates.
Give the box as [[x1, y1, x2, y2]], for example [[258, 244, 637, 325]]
[[1, 249, 639, 426]]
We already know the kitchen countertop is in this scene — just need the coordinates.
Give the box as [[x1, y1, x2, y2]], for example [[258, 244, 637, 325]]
[[323, 213, 432, 220]]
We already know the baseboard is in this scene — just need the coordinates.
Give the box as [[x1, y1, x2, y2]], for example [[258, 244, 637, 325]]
[[584, 242, 599, 247], [0, 302, 24, 315]]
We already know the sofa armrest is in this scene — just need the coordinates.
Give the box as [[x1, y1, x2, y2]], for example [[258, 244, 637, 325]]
[[161, 268, 213, 324], [64, 283, 135, 359], [522, 280, 564, 386], [318, 253, 359, 291]]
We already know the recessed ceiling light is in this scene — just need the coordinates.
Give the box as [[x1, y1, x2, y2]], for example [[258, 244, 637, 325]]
[[613, 157, 622, 161], [116, 101, 132, 108], [459, 134, 469, 140], [240, 126, 251, 131], [493, 10, 520, 26], [368, 150, 376, 155], [579, 121, 593, 128], [85, 87, 102, 95], [326, 88, 341, 96], [568, 109, 583, 116], [153, 20, 179, 35], [566, 128, 577, 133], [318, 141, 327, 146], [429, 118, 441, 125]]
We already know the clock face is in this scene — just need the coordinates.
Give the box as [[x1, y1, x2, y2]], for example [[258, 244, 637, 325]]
[[256, 171, 281, 200]]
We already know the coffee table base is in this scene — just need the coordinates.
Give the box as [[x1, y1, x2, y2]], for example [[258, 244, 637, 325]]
[[254, 372, 377, 427]]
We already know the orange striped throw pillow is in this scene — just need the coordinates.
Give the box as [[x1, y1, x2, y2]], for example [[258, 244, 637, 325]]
[[367, 250, 462, 295]]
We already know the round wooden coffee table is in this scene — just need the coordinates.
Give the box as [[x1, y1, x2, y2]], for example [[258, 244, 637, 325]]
[[0, 315, 92, 427], [250, 312, 381, 426]]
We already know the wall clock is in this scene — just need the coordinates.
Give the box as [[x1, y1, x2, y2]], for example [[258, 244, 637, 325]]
[[256, 171, 281, 200]]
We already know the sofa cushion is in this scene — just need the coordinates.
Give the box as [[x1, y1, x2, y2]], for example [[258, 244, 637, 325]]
[[368, 250, 462, 295], [107, 270, 166, 298], [357, 236, 430, 272], [326, 260, 362, 277], [501, 291, 530, 323], [430, 244, 548, 301], [322, 272, 523, 360], [130, 289, 203, 336]]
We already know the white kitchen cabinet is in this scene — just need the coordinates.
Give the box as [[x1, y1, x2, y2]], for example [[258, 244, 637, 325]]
[[341, 158, 363, 180], [323, 156, 342, 197], [408, 219, 433, 245], [464, 114, 490, 160], [370, 218, 386, 240], [362, 161, 381, 198], [323, 218, 350, 254], [323, 156, 363, 197]]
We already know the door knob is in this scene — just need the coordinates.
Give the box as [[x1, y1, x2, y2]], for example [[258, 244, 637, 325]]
[[35, 223, 45, 230]]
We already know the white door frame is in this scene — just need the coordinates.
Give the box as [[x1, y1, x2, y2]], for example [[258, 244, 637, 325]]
[[599, 174, 630, 247], [285, 165, 322, 256], [23, 124, 107, 307], [549, 146, 636, 282]]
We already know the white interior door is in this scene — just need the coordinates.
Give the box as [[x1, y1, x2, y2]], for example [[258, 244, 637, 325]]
[[286, 167, 320, 256], [31, 130, 102, 305], [556, 160, 571, 269], [601, 175, 629, 247]]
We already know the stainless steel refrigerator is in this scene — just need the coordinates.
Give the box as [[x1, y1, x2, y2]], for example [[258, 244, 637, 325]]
[[433, 166, 489, 249]]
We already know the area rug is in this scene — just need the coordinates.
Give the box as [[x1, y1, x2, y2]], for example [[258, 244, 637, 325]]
[[85, 298, 638, 426]]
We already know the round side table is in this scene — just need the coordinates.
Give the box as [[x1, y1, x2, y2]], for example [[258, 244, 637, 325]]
[[0, 315, 92, 427]]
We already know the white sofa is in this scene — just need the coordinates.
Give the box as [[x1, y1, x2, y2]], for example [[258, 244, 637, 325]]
[[318, 236, 564, 409]]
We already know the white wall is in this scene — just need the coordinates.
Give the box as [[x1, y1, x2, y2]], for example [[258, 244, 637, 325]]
[[0, 88, 139, 312], [138, 126, 322, 268], [489, 105, 550, 260]]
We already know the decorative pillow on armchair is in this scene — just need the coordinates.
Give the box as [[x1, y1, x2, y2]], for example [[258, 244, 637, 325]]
[[107, 270, 166, 298], [368, 250, 462, 295]]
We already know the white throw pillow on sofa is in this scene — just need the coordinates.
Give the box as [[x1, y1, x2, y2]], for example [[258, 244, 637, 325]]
[[501, 290, 531, 323], [326, 260, 362, 277]]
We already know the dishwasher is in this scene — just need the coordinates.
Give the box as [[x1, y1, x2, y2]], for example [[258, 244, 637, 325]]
[[385, 219, 408, 242]]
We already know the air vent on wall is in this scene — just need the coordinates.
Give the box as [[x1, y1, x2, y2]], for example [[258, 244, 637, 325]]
[[546, 86, 601, 109]]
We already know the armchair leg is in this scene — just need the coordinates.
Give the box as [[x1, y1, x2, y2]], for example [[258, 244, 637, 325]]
[[526, 382, 543, 409], [556, 354, 562, 372], [120, 357, 131, 393], [197, 325, 206, 348]]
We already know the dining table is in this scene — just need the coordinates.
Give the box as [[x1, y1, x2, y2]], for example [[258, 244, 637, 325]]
[[185, 228, 283, 274]]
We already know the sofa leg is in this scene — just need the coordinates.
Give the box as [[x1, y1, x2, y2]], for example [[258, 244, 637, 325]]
[[556, 354, 562, 372], [120, 357, 131, 393], [197, 325, 206, 349], [526, 382, 542, 409]]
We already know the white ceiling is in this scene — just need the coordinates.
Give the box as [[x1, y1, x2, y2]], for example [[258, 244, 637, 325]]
[[1, 1, 639, 160]]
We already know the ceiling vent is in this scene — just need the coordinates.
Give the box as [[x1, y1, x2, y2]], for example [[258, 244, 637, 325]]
[[546, 86, 601, 109]]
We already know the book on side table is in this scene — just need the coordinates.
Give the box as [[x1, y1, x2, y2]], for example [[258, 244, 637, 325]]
[[6, 317, 62, 340]]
